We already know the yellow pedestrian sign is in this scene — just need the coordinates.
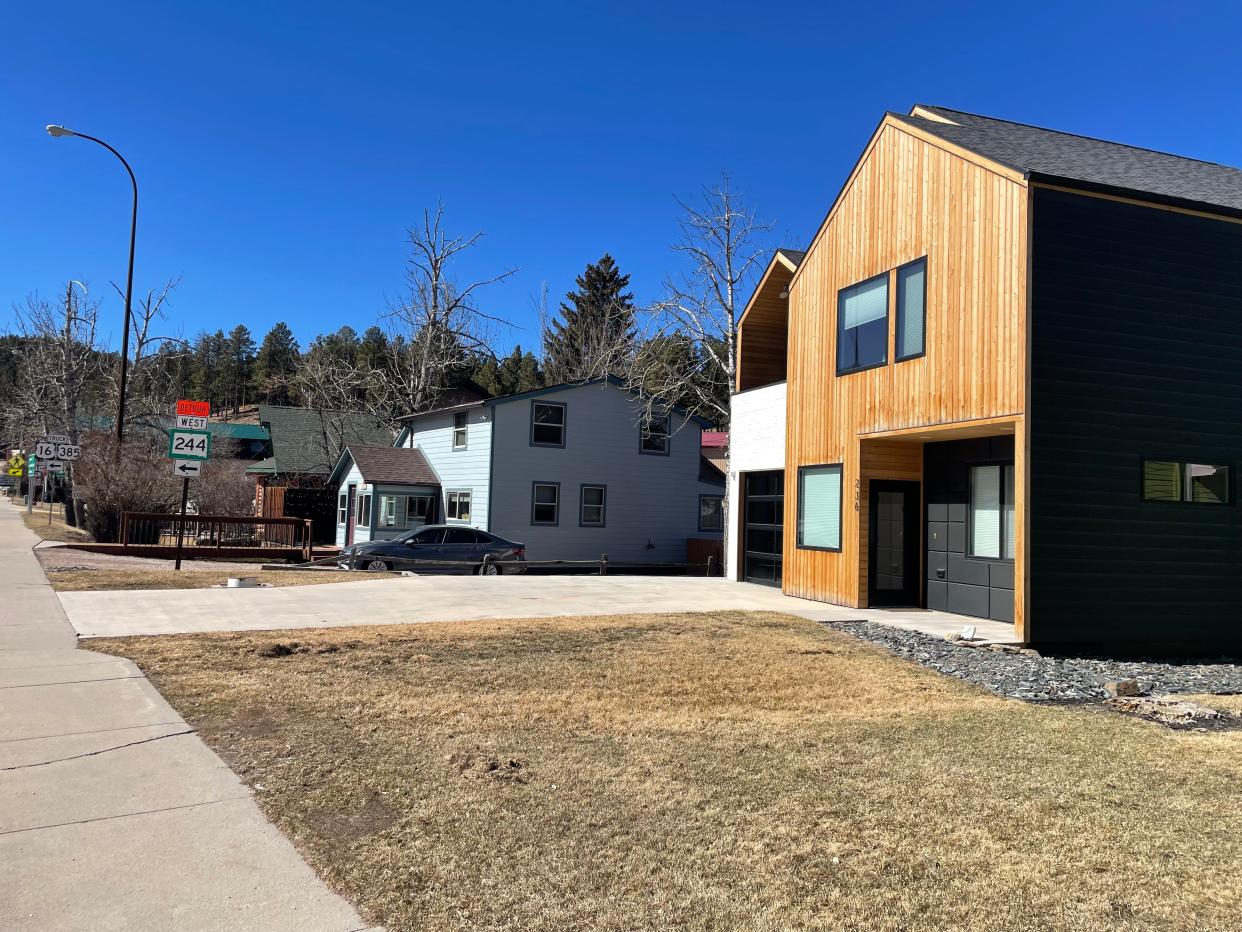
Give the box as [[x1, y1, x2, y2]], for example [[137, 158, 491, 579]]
[[6, 455, 23, 477]]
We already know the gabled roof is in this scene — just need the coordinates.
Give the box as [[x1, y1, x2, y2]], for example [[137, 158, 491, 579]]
[[329, 444, 440, 487], [258, 405, 393, 476], [776, 247, 806, 268], [896, 105, 1242, 215]]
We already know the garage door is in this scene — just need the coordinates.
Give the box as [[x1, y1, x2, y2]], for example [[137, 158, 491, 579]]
[[742, 470, 784, 586]]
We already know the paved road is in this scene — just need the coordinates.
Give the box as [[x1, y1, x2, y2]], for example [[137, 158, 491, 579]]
[[0, 504, 377, 932], [59, 567, 1017, 643]]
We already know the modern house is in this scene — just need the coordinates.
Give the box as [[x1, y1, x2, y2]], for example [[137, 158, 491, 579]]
[[247, 405, 393, 543], [731, 105, 1242, 653], [330, 377, 725, 563]]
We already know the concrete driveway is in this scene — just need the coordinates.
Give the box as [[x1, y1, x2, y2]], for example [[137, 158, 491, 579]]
[[59, 572, 1017, 642]]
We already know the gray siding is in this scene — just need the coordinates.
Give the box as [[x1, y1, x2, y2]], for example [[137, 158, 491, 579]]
[[487, 382, 723, 561], [402, 407, 492, 530]]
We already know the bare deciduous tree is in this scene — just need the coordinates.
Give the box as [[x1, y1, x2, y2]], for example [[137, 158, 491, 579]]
[[110, 276, 189, 428], [631, 174, 773, 429]]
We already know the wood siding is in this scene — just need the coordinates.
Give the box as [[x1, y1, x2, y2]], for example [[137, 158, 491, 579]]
[[783, 119, 1029, 610]]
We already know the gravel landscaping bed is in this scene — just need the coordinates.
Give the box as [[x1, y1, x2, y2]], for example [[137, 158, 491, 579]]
[[825, 621, 1242, 701]]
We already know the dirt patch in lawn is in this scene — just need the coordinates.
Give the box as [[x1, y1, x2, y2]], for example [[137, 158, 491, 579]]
[[95, 612, 1242, 932]]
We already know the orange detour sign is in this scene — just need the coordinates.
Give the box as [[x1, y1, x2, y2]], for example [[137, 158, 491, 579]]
[[176, 399, 210, 418]]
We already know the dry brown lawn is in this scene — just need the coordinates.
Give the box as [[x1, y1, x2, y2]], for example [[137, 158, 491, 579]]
[[46, 567, 389, 591], [96, 612, 1242, 932], [19, 502, 92, 543]]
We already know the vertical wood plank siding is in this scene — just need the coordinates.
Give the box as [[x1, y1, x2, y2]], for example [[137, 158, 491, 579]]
[[783, 121, 1028, 608]]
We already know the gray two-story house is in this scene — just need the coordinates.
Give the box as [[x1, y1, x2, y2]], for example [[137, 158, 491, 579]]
[[331, 377, 725, 563]]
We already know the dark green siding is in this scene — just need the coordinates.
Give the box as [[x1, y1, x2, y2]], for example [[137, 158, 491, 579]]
[[1030, 186, 1242, 654]]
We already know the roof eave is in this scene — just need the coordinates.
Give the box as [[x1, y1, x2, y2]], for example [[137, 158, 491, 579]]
[[1027, 172, 1242, 222]]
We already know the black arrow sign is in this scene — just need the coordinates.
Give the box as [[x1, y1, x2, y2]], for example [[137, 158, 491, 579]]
[[176, 462, 199, 475]]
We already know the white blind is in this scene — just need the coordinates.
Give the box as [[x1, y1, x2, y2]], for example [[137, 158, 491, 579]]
[[800, 466, 841, 549], [1003, 464, 1015, 559], [971, 465, 1001, 559], [841, 276, 889, 329], [897, 261, 925, 358]]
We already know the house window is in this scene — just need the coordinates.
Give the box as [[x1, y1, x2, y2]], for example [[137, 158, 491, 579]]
[[337, 492, 348, 525], [797, 464, 842, 551], [357, 493, 372, 528], [532, 482, 560, 525], [895, 258, 926, 362], [407, 494, 433, 523], [580, 485, 606, 527], [837, 272, 889, 374], [970, 464, 1016, 560], [1142, 460, 1231, 504], [640, 413, 670, 455], [453, 412, 468, 450], [446, 490, 472, 522], [532, 401, 566, 447], [699, 495, 723, 531], [379, 495, 398, 527]]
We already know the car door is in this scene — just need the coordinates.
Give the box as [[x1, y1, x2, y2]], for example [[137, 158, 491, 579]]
[[439, 528, 481, 573], [397, 527, 445, 571]]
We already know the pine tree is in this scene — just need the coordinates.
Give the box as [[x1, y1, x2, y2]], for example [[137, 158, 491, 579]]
[[472, 344, 545, 397], [221, 324, 256, 416], [542, 254, 636, 383], [253, 322, 301, 406]]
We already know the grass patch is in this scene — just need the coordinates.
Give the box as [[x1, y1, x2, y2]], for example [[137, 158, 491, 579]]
[[19, 502, 92, 543], [47, 568, 390, 591], [96, 611, 1242, 932]]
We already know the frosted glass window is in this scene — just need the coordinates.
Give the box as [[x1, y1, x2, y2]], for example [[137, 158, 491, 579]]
[[896, 259, 926, 361], [798, 465, 842, 550], [970, 466, 1002, 559], [837, 273, 889, 373], [1003, 463, 1016, 560]]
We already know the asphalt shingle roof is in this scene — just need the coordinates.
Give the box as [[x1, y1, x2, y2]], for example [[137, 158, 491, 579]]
[[345, 444, 440, 486], [896, 106, 1242, 214], [777, 248, 806, 267], [258, 405, 393, 476]]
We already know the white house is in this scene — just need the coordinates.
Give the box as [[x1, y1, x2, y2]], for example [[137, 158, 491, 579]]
[[327, 444, 441, 547], [361, 376, 726, 564]]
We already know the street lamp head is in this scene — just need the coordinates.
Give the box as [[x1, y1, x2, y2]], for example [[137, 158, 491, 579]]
[[46, 124, 76, 138]]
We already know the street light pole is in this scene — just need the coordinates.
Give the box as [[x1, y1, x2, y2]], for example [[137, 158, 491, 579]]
[[46, 125, 137, 445]]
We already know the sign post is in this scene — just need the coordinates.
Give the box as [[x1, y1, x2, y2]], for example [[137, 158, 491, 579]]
[[25, 454, 36, 514], [169, 400, 211, 571]]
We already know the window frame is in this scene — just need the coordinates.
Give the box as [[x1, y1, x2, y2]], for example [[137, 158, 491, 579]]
[[1140, 458, 1233, 506], [967, 461, 1016, 562], [639, 412, 671, 456], [796, 463, 843, 552], [894, 257, 927, 363], [445, 489, 472, 523], [356, 492, 372, 528], [699, 494, 724, 532], [531, 481, 561, 526], [836, 270, 891, 376], [378, 494, 398, 527], [579, 483, 607, 528], [337, 492, 348, 525], [407, 494, 433, 523], [452, 412, 468, 451], [530, 401, 567, 448]]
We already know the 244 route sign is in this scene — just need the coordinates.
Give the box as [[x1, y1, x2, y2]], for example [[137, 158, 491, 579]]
[[168, 429, 211, 460]]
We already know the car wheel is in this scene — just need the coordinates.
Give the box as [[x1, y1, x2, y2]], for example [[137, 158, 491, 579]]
[[477, 562, 501, 576], [364, 558, 391, 572]]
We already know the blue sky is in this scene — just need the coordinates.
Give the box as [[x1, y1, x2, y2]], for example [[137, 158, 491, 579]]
[[3, 1, 1240, 355]]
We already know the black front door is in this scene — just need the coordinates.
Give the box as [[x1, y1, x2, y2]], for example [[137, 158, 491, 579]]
[[868, 480, 921, 607]]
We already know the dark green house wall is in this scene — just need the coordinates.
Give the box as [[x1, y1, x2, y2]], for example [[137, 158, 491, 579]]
[[1030, 186, 1242, 654]]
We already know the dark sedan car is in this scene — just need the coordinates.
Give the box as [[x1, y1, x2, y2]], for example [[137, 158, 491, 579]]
[[339, 525, 526, 574]]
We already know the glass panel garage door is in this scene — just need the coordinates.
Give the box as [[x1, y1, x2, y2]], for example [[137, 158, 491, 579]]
[[743, 471, 784, 586]]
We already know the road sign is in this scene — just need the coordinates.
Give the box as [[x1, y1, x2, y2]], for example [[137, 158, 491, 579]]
[[35, 439, 80, 461], [35, 441, 56, 459], [47, 460, 65, 475], [168, 429, 211, 460], [175, 414, 208, 430], [172, 460, 202, 478], [46, 433, 69, 444], [176, 399, 210, 418]]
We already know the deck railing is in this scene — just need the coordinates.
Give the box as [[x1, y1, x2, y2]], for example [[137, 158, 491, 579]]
[[120, 512, 314, 561]]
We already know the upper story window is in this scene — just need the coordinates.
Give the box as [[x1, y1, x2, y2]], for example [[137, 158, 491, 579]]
[[531, 401, 566, 447], [837, 273, 889, 374], [895, 258, 926, 362], [1143, 460, 1231, 504], [452, 412, 468, 450], [640, 413, 670, 455]]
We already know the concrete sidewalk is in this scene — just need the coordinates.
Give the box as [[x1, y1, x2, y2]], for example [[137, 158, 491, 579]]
[[58, 566, 1017, 644], [0, 504, 377, 932]]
